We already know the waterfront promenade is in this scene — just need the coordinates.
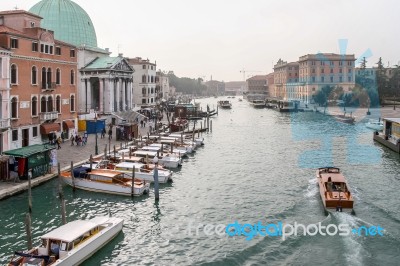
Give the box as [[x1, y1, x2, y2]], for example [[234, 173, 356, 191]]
[[0, 124, 151, 200]]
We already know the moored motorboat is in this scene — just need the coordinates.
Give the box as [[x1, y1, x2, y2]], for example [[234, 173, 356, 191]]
[[8, 216, 123, 266], [114, 162, 172, 183], [132, 150, 182, 168], [61, 168, 150, 196], [316, 167, 354, 213], [250, 99, 265, 108]]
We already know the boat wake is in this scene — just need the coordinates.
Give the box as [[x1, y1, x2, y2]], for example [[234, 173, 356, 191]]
[[304, 178, 318, 198]]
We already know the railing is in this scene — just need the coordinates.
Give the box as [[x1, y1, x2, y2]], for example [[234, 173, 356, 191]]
[[41, 82, 56, 90], [40, 111, 59, 121], [0, 119, 10, 129]]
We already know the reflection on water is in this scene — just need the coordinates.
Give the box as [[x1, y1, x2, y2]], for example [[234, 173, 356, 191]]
[[0, 97, 399, 265]]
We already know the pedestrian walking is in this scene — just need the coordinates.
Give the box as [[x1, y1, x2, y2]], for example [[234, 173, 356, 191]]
[[56, 136, 62, 150], [82, 136, 87, 145], [108, 128, 112, 140], [101, 127, 106, 139], [140, 120, 143, 128], [70, 134, 74, 146]]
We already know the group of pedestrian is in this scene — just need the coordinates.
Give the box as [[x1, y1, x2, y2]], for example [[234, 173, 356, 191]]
[[70, 134, 87, 146], [140, 120, 146, 128]]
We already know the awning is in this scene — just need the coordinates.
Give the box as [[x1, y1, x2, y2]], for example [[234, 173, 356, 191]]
[[63, 120, 75, 129], [4, 144, 54, 158], [40, 123, 61, 134]]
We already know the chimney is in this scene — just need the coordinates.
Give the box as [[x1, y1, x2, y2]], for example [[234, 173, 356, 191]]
[[118, 53, 123, 57]]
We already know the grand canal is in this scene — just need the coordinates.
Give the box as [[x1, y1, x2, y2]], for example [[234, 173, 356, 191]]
[[1, 97, 399, 265]]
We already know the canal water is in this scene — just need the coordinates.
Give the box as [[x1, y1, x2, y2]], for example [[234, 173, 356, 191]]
[[1, 97, 399, 265]]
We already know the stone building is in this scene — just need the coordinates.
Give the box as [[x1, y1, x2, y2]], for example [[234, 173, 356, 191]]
[[128, 57, 157, 107], [0, 10, 78, 150]]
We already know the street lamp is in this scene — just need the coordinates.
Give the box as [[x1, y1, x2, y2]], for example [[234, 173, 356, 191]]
[[95, 108, 99, 155]]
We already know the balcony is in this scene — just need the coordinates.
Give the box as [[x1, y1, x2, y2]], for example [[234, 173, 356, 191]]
[[40, 111, 59, 121], [41, 82, 56, 91], [0, 119, 10, 130]]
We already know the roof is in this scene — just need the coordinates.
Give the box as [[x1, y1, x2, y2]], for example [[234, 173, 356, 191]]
[[4, 144, 54, 158], [0, 10, 43, 19], [247, 75, 267, 81], [83, 56, 124, 69], [115, 162, 144, 168], [29, 0, 97, 47], [41, 219, 99, 242], [383, 118, 400, 124]]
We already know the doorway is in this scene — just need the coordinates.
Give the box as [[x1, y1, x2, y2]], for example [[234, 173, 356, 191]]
[[22, 128, 29, 147]]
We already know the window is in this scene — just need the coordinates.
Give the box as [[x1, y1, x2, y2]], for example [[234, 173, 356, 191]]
[[56, 69, 61, 85], [142, 65, 146, 69], [32, 96, 38, 116], [70, 49, 75, 57], [312, 69, 315, 74], [11, 97, 18, 118], [348, 76, 352, 82], [321, 69, 324, 74], [33, 126, 38, 137], [142, 87, 146, 95], [40, 44, 44, 53], [312, 61, 315, 66], [41, 96, 47, 112], [12, 130, 18, 141], [47, 68, 52, 88], [348, 69, 352, 73], [330, 69, 333, 74], [56, 95, 61, 113], [142, 99, 146, 104], [47, 96, 53, 112], [32, 42, 38, 52], [11, 38, 18, 49], [347, 61, 352, 66], [45, 45, 49, 54], [330, 77, 334, 83], [320, 61, 325, 66], [70, 95, 75, 111], [11, 64, 17, 84], [321, 77, 325, 83], [41, 67, 46, 89], [31, 66, 37, 85], [55, 46, 61, 55], [339, 68, 342, 73], [339, 76, 343, 82], [70, 70, 75, 85], [312, 77, 315, 83], [330, 62, 334, 66], [142, 75, 146, 83], [50, 46, 53, 54]]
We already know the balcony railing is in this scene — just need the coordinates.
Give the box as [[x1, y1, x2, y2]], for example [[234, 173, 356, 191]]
[[40, 111, 59, 121], [0, 119, 10, 129], [41, 82, 56, 90]]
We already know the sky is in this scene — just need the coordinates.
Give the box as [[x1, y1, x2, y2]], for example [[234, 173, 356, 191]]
[[1, 0, 400, 82]]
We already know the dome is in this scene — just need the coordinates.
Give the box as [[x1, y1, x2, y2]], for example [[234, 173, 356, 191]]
[[29, 0, 97, 47]]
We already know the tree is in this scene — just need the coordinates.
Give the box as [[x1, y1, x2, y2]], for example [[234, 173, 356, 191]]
[[376, 57, 388, 104]]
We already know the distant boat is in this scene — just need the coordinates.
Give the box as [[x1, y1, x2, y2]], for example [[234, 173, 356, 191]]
[[218, 100, 232, 109], [250, 99, 265, 108], [366, 119, 383, 131], [334, 114, 355, 124], [61, 168, 150, 196], [316, 167, 354, 213], [8, 216, 123, 266]]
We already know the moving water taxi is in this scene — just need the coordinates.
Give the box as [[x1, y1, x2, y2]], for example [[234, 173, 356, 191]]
[[8, 216, 123, 266], [217, 100, 232, 109], [316, 167, 354, 213]]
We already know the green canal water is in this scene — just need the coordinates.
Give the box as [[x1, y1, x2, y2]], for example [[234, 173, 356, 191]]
[[1, 98, 399, 265]]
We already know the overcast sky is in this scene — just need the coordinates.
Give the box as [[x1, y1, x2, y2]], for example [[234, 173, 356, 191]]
[[2, 0, 400, 81]]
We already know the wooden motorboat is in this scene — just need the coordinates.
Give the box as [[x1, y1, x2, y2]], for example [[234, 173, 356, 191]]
[[61, 168, 150, 196], [218, 100, 232, 109], [114, 162, 172, 183], [8, 216, 123, 266], [316, 167, 354, 213]]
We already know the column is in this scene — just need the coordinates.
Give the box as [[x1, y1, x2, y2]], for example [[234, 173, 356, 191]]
[[87, 78, 92, 110], [115, 78, 119, 112], [109, 78, 115, 112], [99, 78, 104, 113], [122, 79, 126, 111], [81, 79, 87, 113], [128, 80, 133, 110]]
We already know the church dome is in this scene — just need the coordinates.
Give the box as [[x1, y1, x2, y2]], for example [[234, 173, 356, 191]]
[[29, 0, 97, 47]]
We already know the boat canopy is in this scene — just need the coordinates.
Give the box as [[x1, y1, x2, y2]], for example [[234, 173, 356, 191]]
[[115, 162, 144, 169], [41, 220, 98, 243]]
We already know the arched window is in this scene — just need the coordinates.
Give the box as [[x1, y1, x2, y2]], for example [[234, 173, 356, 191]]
[[31, 66, 37, 85], [142, 75, 146, 83], [151, 88, 154, 94], [56, 95, 61, 113], [47, 96, 53, 112], [41, 67, 46, 89], [147, 75, 150, 82], [31, 96, 38, 116], [11, 64, 17, 84], [142, 87, 146, 95], [70, 70, 75, 85], [70, 95, 75, 111], [151, 76, 154, 83], [41, 96, 47, 112], [47, 68, 52, 88], [11, 97, 18, 118], [56, 69, 61, 85]]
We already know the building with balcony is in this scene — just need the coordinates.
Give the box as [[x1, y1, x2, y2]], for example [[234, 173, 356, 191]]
[[128, 57, 157, 107], [0, 10, 78, 150], [0, 48, 12, 153]]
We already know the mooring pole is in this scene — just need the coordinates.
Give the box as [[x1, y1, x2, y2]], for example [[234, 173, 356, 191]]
[[28, 171, 32, 213], [153, 157, 160, 201], [71, 161, 75, 192], [25, 213, 32, 250], [131, 166, 135, 198]]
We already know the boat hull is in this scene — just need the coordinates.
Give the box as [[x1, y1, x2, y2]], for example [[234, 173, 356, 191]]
[[63, 177, 149, 196]]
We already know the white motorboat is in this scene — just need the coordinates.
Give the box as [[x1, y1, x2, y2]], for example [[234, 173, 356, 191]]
[[8, 216, 123, 266], [250, 99, 265, 108], [166, 134, 204, 147], [132, 150, 182, 169], [366, 119, 384, 131], [61, 168, 150, 196], [114, 162, 172, 183]]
